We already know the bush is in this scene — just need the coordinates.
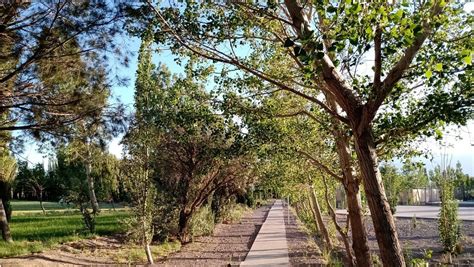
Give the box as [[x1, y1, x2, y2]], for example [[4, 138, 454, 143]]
[[219, 203, 250, 224], [438, 171, 461, 261], [189, 205, 215, 239]]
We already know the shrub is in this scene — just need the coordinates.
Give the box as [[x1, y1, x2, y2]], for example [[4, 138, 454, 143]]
[[189, 205, 215, 239], [438, 169, 461, 262], [219, 203, 250, 224]]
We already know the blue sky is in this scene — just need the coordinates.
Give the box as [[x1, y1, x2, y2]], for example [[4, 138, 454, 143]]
[[19, 4, 474, 175]]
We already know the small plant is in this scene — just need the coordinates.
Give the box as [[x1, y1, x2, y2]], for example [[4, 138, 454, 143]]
[[422, 249, 433, 260], [412, 214, 417, 229], [438, 165, 461, 263], [370, 254, 382, 266], [410, 258, 428, 267], [189, 205, 215, 239]]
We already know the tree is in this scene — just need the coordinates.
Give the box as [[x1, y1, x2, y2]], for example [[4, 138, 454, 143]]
[[15, 161, 49, 213], [231, 92, 369, 265], [437, 157, 461, 264], [0, 1, 125, 136], [380, 164, 403, 214], [126, 33, 254, 244], [1, 1, 126, 240], [130, 1, 473, 265], [0, 151, 16, 242]]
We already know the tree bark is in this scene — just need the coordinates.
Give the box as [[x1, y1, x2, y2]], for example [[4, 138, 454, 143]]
[[0, 181, 11, 222], [334, 139, 372, 266], [304, 198, 319, 232], [85, 152, 100, 214], [178, 209, 191, 243], [309, 186, 332, 249], [328, 94, 372, 267], [145, 243, 154, 264], [39, 190, 45, 214], [322, 177, 355, 267], [0, 198, 13, 242], [354, 128, 405, 267]]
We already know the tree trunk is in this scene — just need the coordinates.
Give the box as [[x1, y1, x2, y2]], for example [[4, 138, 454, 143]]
[[0, 198, 13, 242], [85, 158, 100, 215], [354, 128, 405, 267], [322, 177, 355, 267], [333, 133, 372, 267], [0, 181, 11, 222], [145, 243, 154, 264], [39, 190, 45, 214], [178, 209, 191, 243], [327, 92, 372, 266], [309, 186, 332, 249]]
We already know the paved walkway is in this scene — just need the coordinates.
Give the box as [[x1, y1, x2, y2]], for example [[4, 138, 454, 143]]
[[395, 205, 474, 221], [337, 205, 474, 221], [241, 200, 289, 266]]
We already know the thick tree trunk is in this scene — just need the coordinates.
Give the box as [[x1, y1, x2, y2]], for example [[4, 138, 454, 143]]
[[309, 186, 332, 249], [0, 181, 11, 222], [178, 209, 191, 243], [354, 128, 405, 267], [333, 133, 372, 267], [0, 198, 12, 242]]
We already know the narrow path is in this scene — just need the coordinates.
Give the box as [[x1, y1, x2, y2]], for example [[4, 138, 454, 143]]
[[241, 200, 289, 266], [160, 204, 271, 266]]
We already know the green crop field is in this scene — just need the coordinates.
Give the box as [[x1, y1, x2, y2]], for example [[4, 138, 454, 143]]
[[11, 200, 125, 213], [0, 210, 130, 257]]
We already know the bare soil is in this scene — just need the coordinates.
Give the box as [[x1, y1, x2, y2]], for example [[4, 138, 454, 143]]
[[0, 236, 126, 266], [158, 204, 271, 266], [367, 216, 474, 266], [0, 203, 471, 266], [283, 203, 326, 266]]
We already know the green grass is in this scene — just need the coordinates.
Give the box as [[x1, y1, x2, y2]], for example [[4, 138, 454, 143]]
[[0, 210, 130, 257], [11, 200, 125, 213]]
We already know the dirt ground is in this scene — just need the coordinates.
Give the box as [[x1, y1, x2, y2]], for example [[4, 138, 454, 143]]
[[366, 216, 474, 265], [157, 204, 271, 266], [0, 203, 472, 266], [0, 236, 126, 266]]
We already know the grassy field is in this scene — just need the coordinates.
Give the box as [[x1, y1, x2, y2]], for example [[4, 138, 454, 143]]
[[0, 210, 130, 257], [11, 200, 125, 213]]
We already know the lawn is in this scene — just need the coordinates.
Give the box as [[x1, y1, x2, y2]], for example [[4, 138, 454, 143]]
[[11, 200, 125, 214], [0, 210, 130, 257]]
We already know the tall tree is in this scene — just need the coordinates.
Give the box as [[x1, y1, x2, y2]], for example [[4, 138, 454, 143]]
[[0, 150, 16, 242], [126, 33, 254, 243], [0, 1, 125, 136], [130, 1, 474, 265]]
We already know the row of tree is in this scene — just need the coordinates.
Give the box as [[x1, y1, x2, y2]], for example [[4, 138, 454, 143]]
[[382, 161, 473, 213], [124, 1, 472, 266], [0, 1, 472, 266]]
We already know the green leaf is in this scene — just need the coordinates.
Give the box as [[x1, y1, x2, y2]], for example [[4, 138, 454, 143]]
[[463, 55, 472, 65], [425, 70, 432, 79], [354, 3, 362, 13], [435, 129, 443, 140], [365, 26, 373, 36], [435, 63, 443, 71], [394, 9, 404, 20]]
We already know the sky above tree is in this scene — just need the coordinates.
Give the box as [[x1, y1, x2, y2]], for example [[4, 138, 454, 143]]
[[19, 2, 474, 175]]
